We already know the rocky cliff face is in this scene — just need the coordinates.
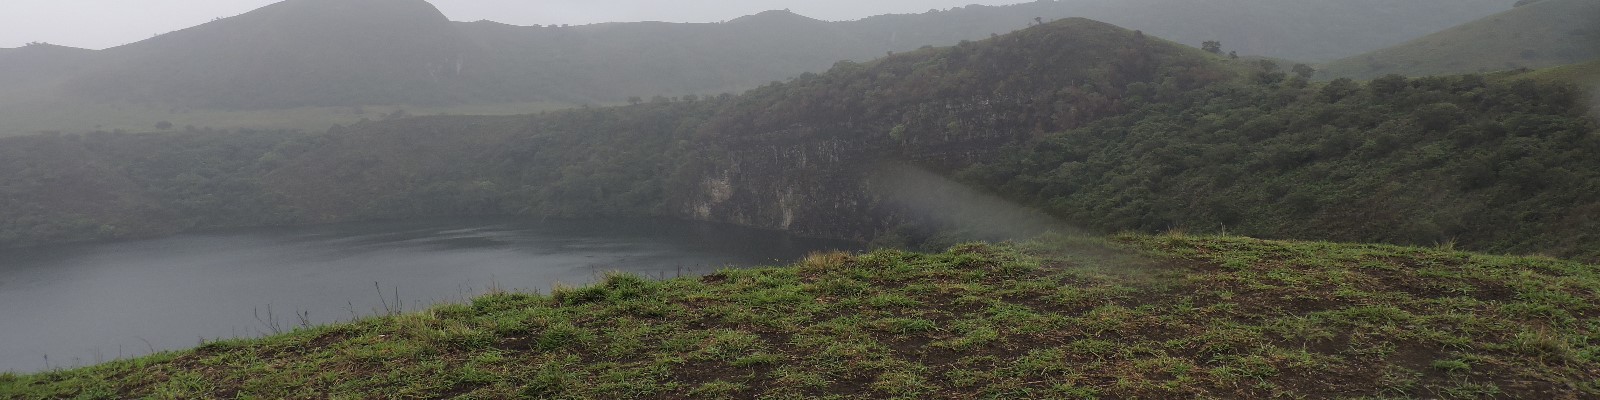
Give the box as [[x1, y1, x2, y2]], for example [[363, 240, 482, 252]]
[[675, 109, 1037, 242], [681, 127, 907, 241], [667, 19, 1225, 241]]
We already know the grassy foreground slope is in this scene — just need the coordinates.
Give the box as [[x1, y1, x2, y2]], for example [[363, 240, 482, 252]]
[[4, 235, 1597, 399]]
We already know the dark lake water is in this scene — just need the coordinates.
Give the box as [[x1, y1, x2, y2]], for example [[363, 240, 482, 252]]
[[0, 218, 859, 373]]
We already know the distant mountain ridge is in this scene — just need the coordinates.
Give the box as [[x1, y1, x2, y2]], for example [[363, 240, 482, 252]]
[[0, 43, 96, 98], [0, 17, 1219, 247], [0, 0, 1512, 109], [835, 0, 1512, 62], [1, 17, 1596, 261], [65, 0, 472, 108], [1320, 0, 1600, 79], [727, 9, 824, 25]]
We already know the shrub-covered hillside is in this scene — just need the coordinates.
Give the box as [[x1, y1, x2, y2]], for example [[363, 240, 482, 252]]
[[959, 71, 1600, 260], [0, 18, 1595, 262]]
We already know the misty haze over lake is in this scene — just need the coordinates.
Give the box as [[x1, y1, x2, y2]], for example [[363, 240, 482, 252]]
[[0, 218, 856, 372]]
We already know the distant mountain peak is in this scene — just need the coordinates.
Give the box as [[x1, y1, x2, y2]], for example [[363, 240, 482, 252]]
[[61, 0, 470, 108], [273, 0, 442, 12], [728, 9, 823, 24], [8, 42, 90, 52], [0, 43, 95, 66], [256, 0, 452, 26]]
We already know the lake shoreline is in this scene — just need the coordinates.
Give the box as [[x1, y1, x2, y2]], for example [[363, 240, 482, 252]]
[[0, 217, 860, 373]]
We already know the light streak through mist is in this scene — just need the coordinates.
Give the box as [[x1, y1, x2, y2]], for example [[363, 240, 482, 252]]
[[870, 163, 1080, 242]]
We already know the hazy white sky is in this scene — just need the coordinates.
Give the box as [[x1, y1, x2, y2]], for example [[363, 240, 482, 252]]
[[1, 0, 1025, 50]]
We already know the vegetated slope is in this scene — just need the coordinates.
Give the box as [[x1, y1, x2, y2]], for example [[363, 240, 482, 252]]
[[0, 0, 1508, 110], [0, 134, 168, 244], [845, 0, 1509, 63], [0, 18, 1596, 262], [1519, 59, 1600, 86], [660, 18, 1228, 243], [0, 129, 311, 245], [4, 235, 1597, 398], [1511, 60, 1600, 115], [960, 70, 1600, 260], [1320, 0, 1600, 80]]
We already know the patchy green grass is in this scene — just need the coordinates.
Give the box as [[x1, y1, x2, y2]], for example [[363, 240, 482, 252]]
[[3, 233, 1598, 399]]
